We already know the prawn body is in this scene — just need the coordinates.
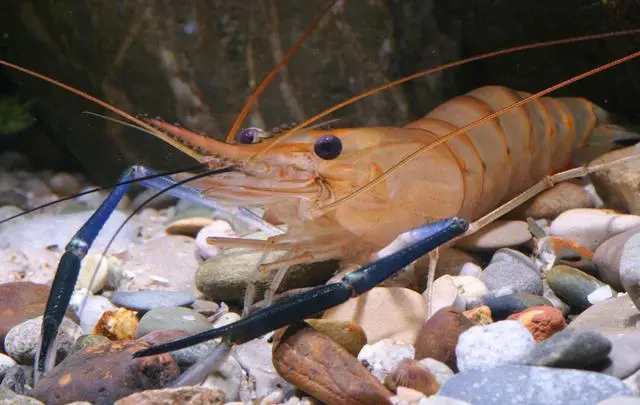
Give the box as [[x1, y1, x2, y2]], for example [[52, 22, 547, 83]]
[[153, 85, 624, 265]]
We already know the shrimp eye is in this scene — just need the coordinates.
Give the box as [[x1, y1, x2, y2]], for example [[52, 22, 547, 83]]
[[236, 127, 263, 144], [313, 134, 342, 160]]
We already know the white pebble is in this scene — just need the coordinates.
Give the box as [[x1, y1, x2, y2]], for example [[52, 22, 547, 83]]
[[357, 338, 415, 382], [455, 320, 535, 372], [195, 220, 237, 261], [588, 284, 616, 305]]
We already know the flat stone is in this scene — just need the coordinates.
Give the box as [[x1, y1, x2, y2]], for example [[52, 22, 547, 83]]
[[456, 220, 532, 251], [620, 233, 640, 311], [479, 292, 553, 321], [549, 208, 640, 251], [0, 282, 51, 352], [439, 365, 632, 405], [110, 290, 197, 311], [136, 307, 211, 338], [165, 216, 214, 237], [594, 226, 640, 291], [323, 287, 426, 345], [599, 331, 640, 379], [455, 320, 535, 372], [523, 328, 612, 369], [519, 182, 595, 219], [568, 294, 640, 335], [590, 145, 640, 215]]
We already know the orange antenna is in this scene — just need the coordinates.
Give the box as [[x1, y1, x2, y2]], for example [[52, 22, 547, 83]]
[[314, 49, 640, 217], [252, 28, 640, 160], [225, 0, 338, 143], [0, 60, 207, 162]]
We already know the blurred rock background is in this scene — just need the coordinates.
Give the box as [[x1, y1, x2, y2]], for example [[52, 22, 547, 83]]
[[0, 0, 638, 183]]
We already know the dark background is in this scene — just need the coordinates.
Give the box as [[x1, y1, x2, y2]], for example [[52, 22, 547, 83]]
[[0, 0, 638, 184]]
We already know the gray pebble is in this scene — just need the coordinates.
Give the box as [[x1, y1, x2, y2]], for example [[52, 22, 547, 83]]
[[598, 397, 640, 405], [110, 290, 196, 311], [456, 320, 535, 372], [480, 248, 543, 295], [599, 331, 640, 379], [620, 233, 640, 311], [136, 307, 211, 338], [439, 365, 632, 405], [0, 354, 16, 380], [0, 365, 32, 395], [523, 328, 611, 369], [4, 316, 82, 365]]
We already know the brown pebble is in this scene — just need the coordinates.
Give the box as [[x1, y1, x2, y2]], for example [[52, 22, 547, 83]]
[[507, 305, 566, 342], [273, 323, 392, 405], [463, 305, 493, 325], [304, 318, 367, 356], [414, 306, 474, 371], [31, 340, 180, 405], [165, 217, 214, 237], [385, 359, 440, 396], [520, 182, 594, 219]]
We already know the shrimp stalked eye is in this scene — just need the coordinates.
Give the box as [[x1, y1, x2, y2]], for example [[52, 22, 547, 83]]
[[237, 127, 264, 144], [313, 134, 342, 160]]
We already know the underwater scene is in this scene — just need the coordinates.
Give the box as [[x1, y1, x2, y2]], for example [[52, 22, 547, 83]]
[[1, 1, 640, 404]]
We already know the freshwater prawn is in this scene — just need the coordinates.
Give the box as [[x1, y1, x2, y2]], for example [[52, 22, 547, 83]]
[[1, 3, 640, 387]]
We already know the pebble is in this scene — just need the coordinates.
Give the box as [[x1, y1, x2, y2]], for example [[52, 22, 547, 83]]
[[620, 232, 640, 310], [114, 386, 225, 405], [358, 338, 415, 382], [506, 305, 566, 341], [195, 219, 237, 261], [304, 319, 367, 357], [458, 262, 482, 278], [196, 248, 338, 302], [136, 307, 211, 338], [590, 145, 640, 214], [323, 287, 426, 345], [139, 329, 221, 368], [165, 216, 214, 237], [414, 306, 474, 371], [72, 294, 117, 333], [455, 220, 532, 251], [4, 315, 82, 365], [478, 292, 553, 320], [462, 305, 493, 325], [598, 397, 640, 405], [455, 320, 535, 372], [568, 294, 640, 335], [110, 290, 196, 311], [479, 248, 543, 295], [200, 355, 244, 402], [418, 358, 454, 386], [76, 254, 109, 293], [69, 334, 111, 356], [542, 279, 572, 315], [0, 282, 52, 351], [451, 276, 488, 303], [0, 353, 16, 378], [385, 359, 440, 396], [48, 172, 82, 197], [0, 365, 31, 395], [92, 307, 138, 340], [438, 365, 632, 405], [546, 265, 607, 312], [534, 235, 597, 275], [589, 284, 617, 305], [519, 182, 595, 219], [272, 324, 392, 405], [31, 340, 180, 405], [427, 275, 465, 316], [523, 328, 612, 369], [234, 334, 292, 399], [599, 331, 640, 379], [549, 208, 640, 251], [594, 226, 640, 291]]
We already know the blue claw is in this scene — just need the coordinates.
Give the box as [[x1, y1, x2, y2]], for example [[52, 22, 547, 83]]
[[133, 216, 469, 358]]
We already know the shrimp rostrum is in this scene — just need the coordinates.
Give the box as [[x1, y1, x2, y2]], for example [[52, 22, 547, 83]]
[[2, 25, 640, 382]]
